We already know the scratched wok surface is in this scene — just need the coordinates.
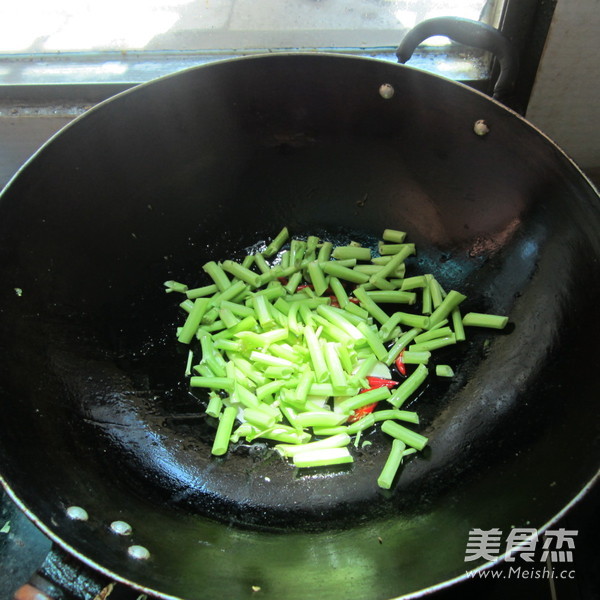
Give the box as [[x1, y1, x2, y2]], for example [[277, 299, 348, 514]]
[[0, 54, 598, 599]]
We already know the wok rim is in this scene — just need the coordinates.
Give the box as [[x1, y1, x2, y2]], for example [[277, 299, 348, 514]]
[[1, 472, 597, 599]]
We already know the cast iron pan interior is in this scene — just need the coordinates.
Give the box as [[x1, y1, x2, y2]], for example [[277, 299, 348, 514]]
[[0, 54, 598, 599]]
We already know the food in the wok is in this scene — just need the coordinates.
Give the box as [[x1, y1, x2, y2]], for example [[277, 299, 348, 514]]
[[165, 227, 508, 489]]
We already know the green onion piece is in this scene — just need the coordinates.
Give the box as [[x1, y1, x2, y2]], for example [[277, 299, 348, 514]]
[[378, 242, 415, 256], [400, 276, 428, 290], [198, 331, 227, 376], [323, 342, 348, 393], [243, 408, 276, 430], [251, 426, 311, 445], [221, 260, 261, 287], [285, 271, 303, 294], [382, 229, 407, 243], [427, 274, 443, 309], [186, 284, 219, 299], [333, 259, 357, 268], [332, 246, 372, 261], [422, 285, 432, 315], [307, 261, 329, 296], [381, 420, 428, 451], [293, 447, 353, 468], [388, 364, 428, 408], [462, 312, 509, 329], [452, 307, 466, 342], [409, 334, 456, 352], [364, 290, 417, 304], [164, 280, 188, 294], [214, 279, 248, 304], [353, 354, 379, 380], [321, 261, 370, 284], [276, 433, 351, 457], [343, 301, 370, 320], [193, 363, 214, 377], [414, 326, 453, 344], [370, 256, 392, 265], [253, 253, 271, 274], [219, 306, 240, 329], [218, 299, 253, 318], [336, 385, 391, 413], [343, 415, 373, 435], [353, 264, 386, 275], [205, 392, 223, 418], [263, 227, 289, 257], [289, 239, 306, 266], [177, 298, 210, 344], [352, 286, 389, 325], [211, 406, 237, 456], [202, 261, 231, 291], [373, 409, 419, 424], [251, 284, 285, 301], [317, 305, 364, 340], [179, 299, 194, 313], [428, 290, 467, 329], [317, 241, 333, 262], [371, 277, 397, 291], [294, 411, 348, 428], [252, 294, 275, 330], [304, 325, 328, 382], [377, 439, 406, 489], [232, 382, 259, 408], [337, 343, 354, 373], [436, 364, 455, 377], [250, 350, 295, 369], [329, 276, 349, 308], [212, 315, 257, 340], [396, 312, 430, 329], [311, 425, 347, 437], [190, 376, 234, 391], [401, 350, 431, 364], [369, 246, 412, 285], [295, 370, 315, 403], [384, 328, 421, 365], [357, 322, 388, 361]]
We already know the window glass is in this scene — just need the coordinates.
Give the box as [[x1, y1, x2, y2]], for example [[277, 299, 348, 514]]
[[0, 1, 500, 54]]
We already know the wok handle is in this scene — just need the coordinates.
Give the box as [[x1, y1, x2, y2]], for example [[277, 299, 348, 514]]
[[396, 17, 519, 105], [13, 544, 114, 600]]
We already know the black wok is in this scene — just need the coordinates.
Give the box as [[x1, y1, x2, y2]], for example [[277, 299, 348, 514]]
[[0, 50, 598, 599]]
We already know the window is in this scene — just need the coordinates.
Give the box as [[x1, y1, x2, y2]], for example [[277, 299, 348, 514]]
[[0, 1, 554, 111]]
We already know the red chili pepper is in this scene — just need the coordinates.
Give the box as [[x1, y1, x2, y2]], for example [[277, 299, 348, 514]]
[[277, 277, 288, 285], [348, 297, 360, 304], [296, 284, 313, 291], [347, 401, 378, 423], [365, 376, 398, 389], [395, 351, 406, 376], [329, 295, 340, 308]]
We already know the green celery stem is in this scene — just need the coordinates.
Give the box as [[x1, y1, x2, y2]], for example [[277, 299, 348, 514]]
[[211, 406, 237, 456], [462, 312, 509, 329], [381, 420, 429, 451], [377, 439, 406, 489]]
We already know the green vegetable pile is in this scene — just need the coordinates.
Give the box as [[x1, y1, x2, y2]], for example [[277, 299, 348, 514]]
[[165, 227, 508, 489]]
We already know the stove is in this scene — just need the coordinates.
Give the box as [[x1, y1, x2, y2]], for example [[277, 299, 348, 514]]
[[0, 101, 598, 600]]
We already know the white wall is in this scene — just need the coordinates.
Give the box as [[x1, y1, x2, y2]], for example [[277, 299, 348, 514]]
[[526, 0, 600, 170]]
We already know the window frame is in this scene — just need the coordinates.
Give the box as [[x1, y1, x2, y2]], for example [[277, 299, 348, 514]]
[[0, 0, 556, 113]]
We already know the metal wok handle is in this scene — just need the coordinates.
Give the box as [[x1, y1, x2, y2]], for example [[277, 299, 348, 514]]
[[13, 544, 113, 600], [396, 16, 519, 105]]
